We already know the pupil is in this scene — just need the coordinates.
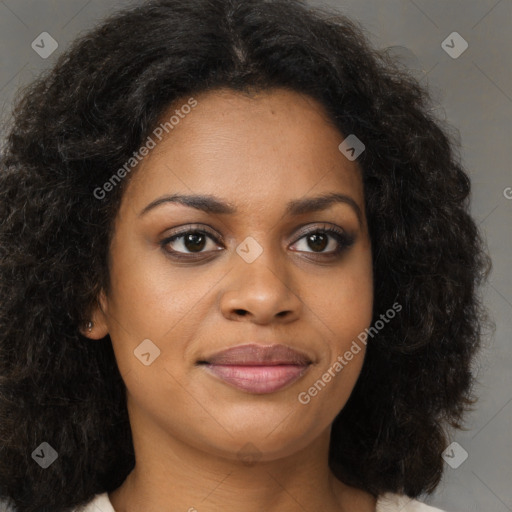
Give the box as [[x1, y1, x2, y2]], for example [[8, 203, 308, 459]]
[[309, 233, 327, 252], [185, 233, 206, 252]]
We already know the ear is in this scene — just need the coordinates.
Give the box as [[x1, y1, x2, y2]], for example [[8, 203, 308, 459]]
[[80, 290, 110, 340]]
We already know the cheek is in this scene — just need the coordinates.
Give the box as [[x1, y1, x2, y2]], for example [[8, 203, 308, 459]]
[[104, 230, 195, 336], [313, 251, 374, 347], [298, 252, 373, 408], [332, 277, 373, 350], [103, 245, 218, 378]]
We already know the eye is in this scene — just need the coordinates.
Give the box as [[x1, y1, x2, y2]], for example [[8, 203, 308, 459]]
[[160, 226, 222, 258], [160, 223, 354, 261], [290, 224, 354, 257]]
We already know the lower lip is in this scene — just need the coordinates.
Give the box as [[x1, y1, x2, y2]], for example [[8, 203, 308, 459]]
[[203, 364, 310, 394]]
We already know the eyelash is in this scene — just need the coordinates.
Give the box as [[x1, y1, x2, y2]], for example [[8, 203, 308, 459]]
[[160, 224, 355, 262]]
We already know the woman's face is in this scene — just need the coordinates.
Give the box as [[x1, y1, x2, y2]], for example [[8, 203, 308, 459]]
[[92, 87, 373, 462]]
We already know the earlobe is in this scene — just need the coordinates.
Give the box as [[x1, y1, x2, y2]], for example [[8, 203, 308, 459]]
[[80, 291, 110, 340]]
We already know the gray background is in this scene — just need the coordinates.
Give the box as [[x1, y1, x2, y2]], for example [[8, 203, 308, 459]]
[[0, 1, 510, 511]]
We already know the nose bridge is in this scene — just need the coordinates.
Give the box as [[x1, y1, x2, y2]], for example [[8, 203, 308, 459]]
[[237, 243, 283, 287], [235, 234, 289, 294], [220, 234, 301, 322]]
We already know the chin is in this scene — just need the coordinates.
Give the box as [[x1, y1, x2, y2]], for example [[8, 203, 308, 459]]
[[186, 412, 327, 464]]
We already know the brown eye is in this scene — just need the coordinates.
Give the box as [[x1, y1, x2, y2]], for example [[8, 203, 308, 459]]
[[290, 226, 355, 257], [305, 232, 329, 252], [180, 232, 207, 252], [161, 229, 222, 256]]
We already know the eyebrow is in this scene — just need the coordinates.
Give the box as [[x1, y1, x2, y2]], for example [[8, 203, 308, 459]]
[[138, 192, 363, 224]]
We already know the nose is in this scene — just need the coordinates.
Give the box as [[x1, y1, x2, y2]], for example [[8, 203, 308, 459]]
[[219, 246, 302, 325]]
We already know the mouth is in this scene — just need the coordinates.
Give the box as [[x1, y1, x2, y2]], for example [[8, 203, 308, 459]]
[[198, 344, 312, 394]]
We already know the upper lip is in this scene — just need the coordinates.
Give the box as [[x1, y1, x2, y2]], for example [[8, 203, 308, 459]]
[[200, 344, 312, 366]]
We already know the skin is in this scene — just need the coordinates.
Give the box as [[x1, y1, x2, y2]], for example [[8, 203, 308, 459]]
[[84, 87, 376, 512]]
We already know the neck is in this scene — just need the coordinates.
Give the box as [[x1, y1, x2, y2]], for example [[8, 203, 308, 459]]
[[108, 417, 375, 512]]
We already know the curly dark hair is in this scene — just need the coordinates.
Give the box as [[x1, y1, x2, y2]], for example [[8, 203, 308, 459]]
[[0, 0, 491, 510]]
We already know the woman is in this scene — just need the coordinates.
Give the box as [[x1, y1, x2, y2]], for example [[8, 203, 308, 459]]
[[0, 1, 490, 511]]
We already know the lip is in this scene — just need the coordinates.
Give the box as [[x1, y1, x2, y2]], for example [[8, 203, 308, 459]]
[[199, 344, 312, 394]]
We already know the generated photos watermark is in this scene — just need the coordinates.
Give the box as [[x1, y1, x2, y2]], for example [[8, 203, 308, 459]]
[[298, 301, 402, 404], [93, 97, 198, 200]]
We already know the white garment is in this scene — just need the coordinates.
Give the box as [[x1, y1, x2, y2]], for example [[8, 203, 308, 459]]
[[376, 493, 445, 511], [77, 491, 447, 511]]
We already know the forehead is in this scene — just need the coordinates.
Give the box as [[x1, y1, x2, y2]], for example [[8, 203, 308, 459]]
[[122, 87, 364, 214]]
